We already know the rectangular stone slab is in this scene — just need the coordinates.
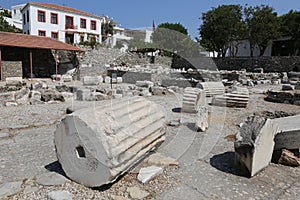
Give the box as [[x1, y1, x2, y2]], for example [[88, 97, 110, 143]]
[[272, 114, 300, 150]]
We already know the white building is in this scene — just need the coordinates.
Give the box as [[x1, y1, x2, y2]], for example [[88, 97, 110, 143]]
[[111, 26, 132, 47], [2, 4, 25, 29], [21, 2, 104, 44]]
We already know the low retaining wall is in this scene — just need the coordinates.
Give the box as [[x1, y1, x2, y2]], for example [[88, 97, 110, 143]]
[[213, 56, 300, 73]]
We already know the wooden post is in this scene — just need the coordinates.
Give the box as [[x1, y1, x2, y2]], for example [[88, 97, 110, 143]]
[[0, 49, 2, 81], [30, 50, 33, 80], [55, 50, 58, 81], [77, 51, 81, 81]]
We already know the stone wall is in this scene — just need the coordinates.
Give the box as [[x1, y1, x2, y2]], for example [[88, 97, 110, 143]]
[[1, 47, 56, 78], [1, 61, 22, 80], [213, 56, 300, 73]]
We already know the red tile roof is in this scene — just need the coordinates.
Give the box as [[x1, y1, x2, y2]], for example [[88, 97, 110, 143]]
[[0, 31, 83, 51], [27, 2, 103, 19]]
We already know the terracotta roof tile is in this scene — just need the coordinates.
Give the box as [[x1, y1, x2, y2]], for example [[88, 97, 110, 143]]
[[28, 2, 103, 19], [0, 31, 83, 51]]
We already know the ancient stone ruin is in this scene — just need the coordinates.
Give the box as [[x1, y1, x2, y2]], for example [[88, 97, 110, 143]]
[[212, 86, 249, 108], [181, 87, 206, 113], [197, 81, 225, 97], [234, 115, 278, 177], [235, 113, 300, 177], [54, 96, 166, 187]]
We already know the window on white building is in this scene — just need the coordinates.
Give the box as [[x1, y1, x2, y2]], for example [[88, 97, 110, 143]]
[[51, 32, 58, 39], [38, 10, 46, 22], [80, 18, 86, 28], [38, 30, 46, 36], [91, 20, 96, 30], [51, 13, 58, 24]]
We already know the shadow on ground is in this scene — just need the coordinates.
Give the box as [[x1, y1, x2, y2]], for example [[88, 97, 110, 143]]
[[172, 107, 181, 113], [45, 161, 66, 177], [210, 151, 249, 177]]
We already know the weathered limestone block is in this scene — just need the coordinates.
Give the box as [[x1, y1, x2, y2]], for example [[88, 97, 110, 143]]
[[197, 82, 225, 97], [0, 92, 15, 106], [234, 115, 278, 177], [151, 86, 168, 96], [29, 90, 43, 105], [211, 87, 249, 108], [282, 84, 294, 91], [76, 89, 91, 101], [195, 106, 209, 132], [16, 88, 30, 104], [62, 75, 72, 82], [83, 76, 99, 85], [272, 114, 300, 150], [41, 90, 65, 102], [54, 96, 166, 187], [282, 72, 288, 83], [135, 81, 154, 88], [265, 90, 299, 104], [5, 77, 23, 87], [105, 76, 111, 83], [181, 87, 206, 113]]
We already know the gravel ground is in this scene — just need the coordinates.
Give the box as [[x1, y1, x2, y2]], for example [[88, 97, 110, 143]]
[[1, 83, 300, 199]]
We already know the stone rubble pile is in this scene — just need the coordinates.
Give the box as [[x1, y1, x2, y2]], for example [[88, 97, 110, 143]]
[[0, 81, 75, 106], [265, 88, 300, 105]]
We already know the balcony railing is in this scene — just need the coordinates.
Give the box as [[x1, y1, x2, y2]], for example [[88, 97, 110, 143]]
[[65, 24, 77, 29]]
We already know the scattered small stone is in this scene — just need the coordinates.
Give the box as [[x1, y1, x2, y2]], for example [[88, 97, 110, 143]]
[[0, 132, 9, 138], [23, 185, 39, 194], [8, 125, 29, 130], [0, 181, 22, 198], [195, 106, 209, 132], [138, 166, 163, 183], [168, 120, 180, 127], [36, 172, 67, 186], [110, 194, 130, 200], [144, 153, 179, 166], [278, 149, 300, 167], [47, 190, 72, 200], [5, 102, 18, 107], [127, 187, 150, 199]]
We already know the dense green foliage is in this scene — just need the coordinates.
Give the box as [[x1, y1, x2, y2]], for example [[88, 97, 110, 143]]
[[101, 20, 114, 42], [0, 9, 12, 18], [199, 5, 245, 57], [278, 10, 300, 55], [199, 4, 297, 57], [0, 15, 22, 33], [244, 5, 279, 56]]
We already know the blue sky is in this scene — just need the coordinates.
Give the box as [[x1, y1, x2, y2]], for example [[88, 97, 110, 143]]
[[1, 0, 299, 38]]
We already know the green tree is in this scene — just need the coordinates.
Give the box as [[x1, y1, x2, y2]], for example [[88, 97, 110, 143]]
[[101, 20, 114, 42], [244, 5, 280, 56], [199, 5, 245, 57], [278, 10, 300, 55], [0, 15, 22, 33], [0, 9, 12, 18], [152, 23, 199, 58], [156, 22, 188, 35]]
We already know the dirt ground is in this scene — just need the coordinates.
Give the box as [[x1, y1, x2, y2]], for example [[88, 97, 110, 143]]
[[0, 82, 300, 199]]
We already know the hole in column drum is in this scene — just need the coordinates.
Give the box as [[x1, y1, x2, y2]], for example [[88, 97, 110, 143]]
[[76, 146, 86, 158]]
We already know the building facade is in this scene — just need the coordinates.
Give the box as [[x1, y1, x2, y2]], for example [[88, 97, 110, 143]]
[[21, 2, 103, 44]]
